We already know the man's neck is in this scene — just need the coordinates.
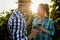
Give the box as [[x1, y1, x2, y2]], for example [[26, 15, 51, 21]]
[[18, 6, 24, 15]]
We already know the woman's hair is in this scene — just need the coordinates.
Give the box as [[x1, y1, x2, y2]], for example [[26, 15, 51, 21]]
[[39, 4, 49, 17]]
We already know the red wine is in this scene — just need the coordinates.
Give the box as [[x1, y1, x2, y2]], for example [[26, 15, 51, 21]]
[[38, 23, 41, 26]]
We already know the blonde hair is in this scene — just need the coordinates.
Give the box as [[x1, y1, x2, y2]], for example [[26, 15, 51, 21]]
[[39, 4, 49, 17]]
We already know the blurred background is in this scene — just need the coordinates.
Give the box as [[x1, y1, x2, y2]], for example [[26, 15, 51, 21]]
[[0, 0, 60, 40]]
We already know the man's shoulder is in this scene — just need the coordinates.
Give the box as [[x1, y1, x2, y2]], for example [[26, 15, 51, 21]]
[[9, 9, 20, 20], [9, 13, 16, 19], [8, 10, 22, 22]]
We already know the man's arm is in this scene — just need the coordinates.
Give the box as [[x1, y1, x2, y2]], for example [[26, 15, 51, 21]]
[[26, 14, 34, 28], [28, 29, 39, 40], [9, 18, 23, 40]]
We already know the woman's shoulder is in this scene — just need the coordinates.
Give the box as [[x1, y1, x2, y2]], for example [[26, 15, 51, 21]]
[[33, 17, 39, 21], [48, 18, 54, 22]]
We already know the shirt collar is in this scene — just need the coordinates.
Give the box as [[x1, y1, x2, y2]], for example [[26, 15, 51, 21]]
[[37, 17, 48, 22], [14, 9, 24, 18]]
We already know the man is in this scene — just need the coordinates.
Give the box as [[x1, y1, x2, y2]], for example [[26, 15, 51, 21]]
[[7, 0, 39, 40]]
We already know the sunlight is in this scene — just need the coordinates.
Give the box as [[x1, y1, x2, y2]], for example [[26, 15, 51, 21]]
[[0, 0, 17, 12], [30, 0, 50, 13], [30, 4, 38, 13], [0, 0, 50, 13]]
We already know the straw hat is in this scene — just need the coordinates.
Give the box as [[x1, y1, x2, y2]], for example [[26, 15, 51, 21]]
[[16, 0, 32, 4]]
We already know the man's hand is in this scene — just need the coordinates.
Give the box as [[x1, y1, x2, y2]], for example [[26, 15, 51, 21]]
[[28, 29, 39, 40]]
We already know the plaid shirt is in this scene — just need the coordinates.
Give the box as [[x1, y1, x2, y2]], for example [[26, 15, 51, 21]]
[[7, 9, 28, 40], [32, 17, 55, 40]]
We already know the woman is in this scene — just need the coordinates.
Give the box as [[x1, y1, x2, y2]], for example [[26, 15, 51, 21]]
[[32, 4, 55, 40]]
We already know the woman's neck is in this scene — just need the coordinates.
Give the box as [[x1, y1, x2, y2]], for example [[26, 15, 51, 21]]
[[39, 16, 45, 22]]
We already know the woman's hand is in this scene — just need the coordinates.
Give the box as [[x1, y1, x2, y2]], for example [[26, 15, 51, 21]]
[[40, 26, 45, 31], [40, 26, 49, 34]]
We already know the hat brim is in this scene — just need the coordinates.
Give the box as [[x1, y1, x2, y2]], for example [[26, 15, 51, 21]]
[[16, 2, 33, 4]]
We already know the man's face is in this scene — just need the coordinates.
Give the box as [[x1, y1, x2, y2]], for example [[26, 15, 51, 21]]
[[23, 3, 31, 13]]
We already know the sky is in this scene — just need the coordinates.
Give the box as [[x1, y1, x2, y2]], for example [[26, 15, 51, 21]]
[[0, 0, 17, 12], [0, 0, 51, 12]]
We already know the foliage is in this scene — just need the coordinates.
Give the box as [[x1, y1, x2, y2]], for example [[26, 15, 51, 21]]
[[0, 0, 60, 39], [0, 9, 14, 40], [50, 0, 60, 39], [50, 0, 60, 28], [0, 9, 36, 40]]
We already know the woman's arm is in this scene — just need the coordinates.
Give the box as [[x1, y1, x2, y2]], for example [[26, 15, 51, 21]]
[[47, 20, 55, 36], [40, 20, 55, 36], [40, 26, 49, 34]]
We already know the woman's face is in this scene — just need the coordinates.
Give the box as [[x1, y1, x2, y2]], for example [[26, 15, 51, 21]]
[[37, 6, 45, 17]]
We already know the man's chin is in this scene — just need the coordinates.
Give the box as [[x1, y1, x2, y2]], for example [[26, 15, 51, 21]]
[[25, 11, 29, 13], [24, 10, 32, 14]]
